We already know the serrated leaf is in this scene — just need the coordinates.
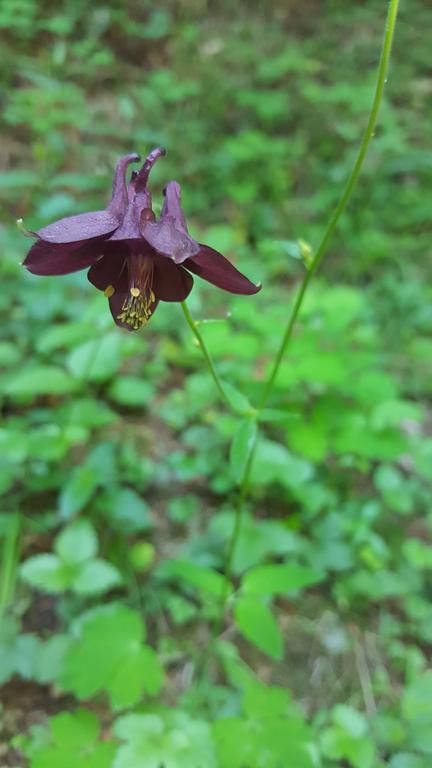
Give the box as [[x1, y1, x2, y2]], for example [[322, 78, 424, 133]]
[[214, 681, 313, 768], [61, 604, 163, 707], [234, 596, 283, 659], [25, 709, 116, 768], [241, 563, 322, 596], [113, 711, 217, 768], [229, 418, 257, 484]]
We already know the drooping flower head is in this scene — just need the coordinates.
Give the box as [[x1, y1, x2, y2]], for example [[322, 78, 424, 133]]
[[23, 148, 261, 330]]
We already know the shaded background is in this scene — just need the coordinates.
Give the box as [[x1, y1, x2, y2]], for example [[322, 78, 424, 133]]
[[1, 0, 432, 765]]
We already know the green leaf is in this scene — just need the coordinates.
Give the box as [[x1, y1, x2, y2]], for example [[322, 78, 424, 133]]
[[210, 512, 302, 574], [3, 366, 77, 398], [241, 563, 323, 596], [13, 634, 41, 680], [108, 376, 154, 406], [389, 755, 430, 768], [67, 334, 122, 382], [105, 487, 153, 533], [72, 559, 122, 595], [61, 604, 163, 707], [243, 682, 291, 718], [214, 682, 313, 768], [35, 635, 71, 685], [21, 521, 121, 596], [63, 398, 118, 428], [221, 381, 253, 415], [55, 519, 97, 564], [0, 341, 22, 366], [36, 323, 94, 353], [113, 711, 217, 768], [321, 705, 375, 768], [229, 418, 257, 484], [289, 421, 328, 461], [21, 554, 74, 593], [234, 596, 283, 659], [0, 618, 39, 684], [332, 705, 368, 738], [259, 408, 300, 424], [402, 672, 432, 723], [59, 464, 100, 519], [22, 709, 116, 768], [251, 439, 313, 489], [158, 559, 231, 600]]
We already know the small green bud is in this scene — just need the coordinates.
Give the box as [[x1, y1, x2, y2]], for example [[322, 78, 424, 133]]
[[129, 541, 155, 572], [298, 238, 313, 269]]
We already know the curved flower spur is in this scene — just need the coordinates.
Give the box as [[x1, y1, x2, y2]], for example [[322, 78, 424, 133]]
[[23, 148, 261, 330]]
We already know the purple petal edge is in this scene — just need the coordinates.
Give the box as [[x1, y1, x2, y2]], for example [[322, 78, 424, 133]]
[[23, 239, 104, 276], [36, 210, 120, 245], [185, 245, 261, 295]]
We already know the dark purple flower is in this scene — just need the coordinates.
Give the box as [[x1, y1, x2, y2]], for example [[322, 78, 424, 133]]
[[23, 148, 261, 331]]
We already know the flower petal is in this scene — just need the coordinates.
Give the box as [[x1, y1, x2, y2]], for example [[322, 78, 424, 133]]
[[36, 210, 119, 244], [23, 239, 103, 276], [107, 153, 140, 219], [152, 255, 194, 302], [184, 245, 261, 295], [108, 291, 132, 330], [108, 191, 153, 241], [142, 181, 200, 264], [161, 181, 188, 232], [35, 154, 140, 245], [109, 294, 159, 331], [144, 219, 200, 264], [87, 246, 127, 292], [99, 260, 158, 331]]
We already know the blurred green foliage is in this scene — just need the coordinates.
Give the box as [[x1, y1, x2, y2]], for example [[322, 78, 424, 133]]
[[1, 0, 432, 766]]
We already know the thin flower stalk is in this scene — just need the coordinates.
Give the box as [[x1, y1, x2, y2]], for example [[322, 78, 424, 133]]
[[179, 0, 400, 634]]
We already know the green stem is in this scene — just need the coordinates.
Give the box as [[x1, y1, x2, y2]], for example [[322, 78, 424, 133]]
[[217, 0, 399, 631], [260, 0, 399, 408], [180, 301, 233, 410], [215, 429, 258, 634], [0, 514, 22, 621], [181, 1, 399, 641]]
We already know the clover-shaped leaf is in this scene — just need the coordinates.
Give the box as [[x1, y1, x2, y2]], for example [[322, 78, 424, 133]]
[[20, 519, 122, 596], [60, 603, 163, 708]]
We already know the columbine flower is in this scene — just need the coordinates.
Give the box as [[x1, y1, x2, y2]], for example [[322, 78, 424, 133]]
[[23, 148, 261, 330]]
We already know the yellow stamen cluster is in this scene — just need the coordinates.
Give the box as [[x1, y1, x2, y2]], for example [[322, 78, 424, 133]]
[[117, 287, 155, 330]]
